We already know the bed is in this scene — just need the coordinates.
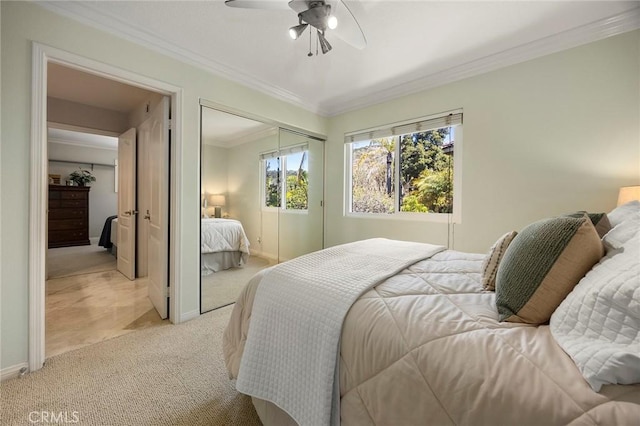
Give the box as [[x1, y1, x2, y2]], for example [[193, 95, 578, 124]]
[[201, 218, 250, 275], [223, 201, 640, 425], [98, 215, 118, 256]]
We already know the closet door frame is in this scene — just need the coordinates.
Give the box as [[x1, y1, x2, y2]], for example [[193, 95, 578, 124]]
[[198, 99, 326, 313]]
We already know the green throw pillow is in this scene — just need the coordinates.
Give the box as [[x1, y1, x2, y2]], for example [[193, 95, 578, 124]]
[[495, 216, 604, 324], [564, 211, 611, 238]]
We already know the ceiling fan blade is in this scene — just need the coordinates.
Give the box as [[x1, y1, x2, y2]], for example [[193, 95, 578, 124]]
[[225, 0, 289, 10], [288, 0, 312, 15], [326, 0, 366, 50]]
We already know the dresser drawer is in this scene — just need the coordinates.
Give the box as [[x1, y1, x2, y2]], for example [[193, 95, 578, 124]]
[[49, 208, 86, 220], [62, 200, 87, 208], [49, 199, 87, 209], [48, 185, 90, 248], [61, 191, 88, 200], [48, 230, 89, 247], [49, 218, 87, 231]]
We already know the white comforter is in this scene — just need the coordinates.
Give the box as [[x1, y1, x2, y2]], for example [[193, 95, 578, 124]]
[[224, 242, 640, 426], [201, 218, 250, 255], [235, 238, 444, 426]]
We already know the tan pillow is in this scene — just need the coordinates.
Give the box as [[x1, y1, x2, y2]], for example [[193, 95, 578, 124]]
[[481, 231, 517, 291], [496, 216, 604, 325]]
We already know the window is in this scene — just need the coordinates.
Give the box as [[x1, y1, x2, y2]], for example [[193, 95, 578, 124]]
[[264, 156, 281, 208], [346, 112, 462, 219], [261, 144, 309, 211]]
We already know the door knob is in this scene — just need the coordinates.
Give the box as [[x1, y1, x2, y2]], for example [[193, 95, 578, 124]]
[[144, 209, 151, 220], [124, 210, 139, 216]]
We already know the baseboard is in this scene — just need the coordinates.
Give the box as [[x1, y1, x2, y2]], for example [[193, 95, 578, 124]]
[[179, 309, 200, 323], [251, 250, 277, 263], [89, 237, 99, 245], [1, 362, 29, 381]]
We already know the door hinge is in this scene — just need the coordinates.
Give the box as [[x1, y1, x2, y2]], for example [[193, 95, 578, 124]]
[[164, 287, 170, 297], [168, 119, 172, 130]]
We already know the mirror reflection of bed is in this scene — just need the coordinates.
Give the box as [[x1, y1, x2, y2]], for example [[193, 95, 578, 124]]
[[200, 216, 273, 310], [199, 104, 325, 313], [199, 106, 279, 313]]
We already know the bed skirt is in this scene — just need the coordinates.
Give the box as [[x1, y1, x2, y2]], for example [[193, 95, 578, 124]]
[[201, 251, 245, 275]]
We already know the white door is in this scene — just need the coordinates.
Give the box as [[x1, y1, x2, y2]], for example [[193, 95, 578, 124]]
[[144, 97, 170, 319], [117, 128, 137, 280]]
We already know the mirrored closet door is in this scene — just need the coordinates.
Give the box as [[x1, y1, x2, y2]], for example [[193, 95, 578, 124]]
[[200, 105, 324, 313]]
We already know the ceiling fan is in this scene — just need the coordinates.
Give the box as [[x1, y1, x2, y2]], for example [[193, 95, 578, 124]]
[[225, 0, 366, 56]]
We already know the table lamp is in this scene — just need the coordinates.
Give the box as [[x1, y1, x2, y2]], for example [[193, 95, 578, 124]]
[[617, 185, 640, 206], [209, 194, 226, 218]]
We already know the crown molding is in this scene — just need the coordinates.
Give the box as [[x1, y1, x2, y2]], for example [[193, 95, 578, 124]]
[[37, 1, 325, 116], [204, 126, 278, 148], [324, 7, 640, 116], [48, 137, 118, 151], [38, 2, 638, 118]]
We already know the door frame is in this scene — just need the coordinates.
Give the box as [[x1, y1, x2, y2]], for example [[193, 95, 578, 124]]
[[29, 43, 184, 372]]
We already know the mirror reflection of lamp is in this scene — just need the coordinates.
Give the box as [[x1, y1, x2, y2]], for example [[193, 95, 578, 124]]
[[209, 194, 226, 218]]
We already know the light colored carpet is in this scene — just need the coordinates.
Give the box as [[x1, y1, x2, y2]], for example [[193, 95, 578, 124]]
[[47, 244, 117, 279], [0, 305, 261, 426], [201, 255, 273, 313]]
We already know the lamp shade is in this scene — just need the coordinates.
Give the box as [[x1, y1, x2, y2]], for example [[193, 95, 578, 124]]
[[617, 185, 640, 206], [209, 194, 226, 207]]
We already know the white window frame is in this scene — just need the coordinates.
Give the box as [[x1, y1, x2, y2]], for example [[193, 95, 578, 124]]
[[344, 110, 463, 224], [260, 146, 310, 213], [260, 155, 281, 211]]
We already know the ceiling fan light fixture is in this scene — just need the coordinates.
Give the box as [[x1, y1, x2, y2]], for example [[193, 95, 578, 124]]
[[327, 15, 337, 30], [289, 23, 308, 40], [318, 30, 332, 54]]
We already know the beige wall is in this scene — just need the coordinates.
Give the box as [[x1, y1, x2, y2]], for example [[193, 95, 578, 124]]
[[324, 30, 640, 254], [201, 144, 230, 201], [0, 1, 326, 370], [48, 97, 129, 133], [227, 133, 280, 260]]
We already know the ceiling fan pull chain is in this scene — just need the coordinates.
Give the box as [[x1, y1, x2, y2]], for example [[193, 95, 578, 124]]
[[308, 27, 313, 56], [316, 30, 319, 56]]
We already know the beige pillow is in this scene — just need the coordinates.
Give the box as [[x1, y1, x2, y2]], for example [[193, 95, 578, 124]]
[[481, 231, 517, 291], [496, 216, 604, 325]]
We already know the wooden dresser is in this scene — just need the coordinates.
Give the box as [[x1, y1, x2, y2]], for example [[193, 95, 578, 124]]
[[48, 185, 90, 248]]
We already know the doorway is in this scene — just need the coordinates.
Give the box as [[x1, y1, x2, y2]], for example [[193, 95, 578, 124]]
[[44, 125, 163, 358], [29, 43, 183, 372]]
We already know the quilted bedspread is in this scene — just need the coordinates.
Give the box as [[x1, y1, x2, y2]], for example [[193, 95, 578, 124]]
[[201, 218, 250, 255], [224, 248, 640, 425]]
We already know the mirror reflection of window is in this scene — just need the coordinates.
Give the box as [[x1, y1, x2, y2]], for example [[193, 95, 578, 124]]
[[262, 156, 281, 208]]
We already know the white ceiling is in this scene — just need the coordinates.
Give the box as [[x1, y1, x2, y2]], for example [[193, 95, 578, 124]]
[[41, 1, 639, 116], [202, 107, 275, 147]]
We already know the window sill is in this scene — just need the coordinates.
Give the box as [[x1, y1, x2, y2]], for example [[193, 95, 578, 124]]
[[345, 211, 459, 224]]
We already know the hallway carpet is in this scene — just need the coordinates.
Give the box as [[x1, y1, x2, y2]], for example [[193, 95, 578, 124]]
[[0, 305, 261, 426]]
